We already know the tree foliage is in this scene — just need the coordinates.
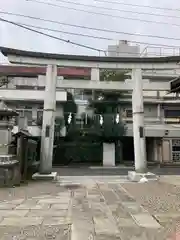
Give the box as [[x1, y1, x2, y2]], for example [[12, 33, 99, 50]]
[[62, 91, 77, 127], [88, 70, 127, 142], [100, 69, 129, 82]]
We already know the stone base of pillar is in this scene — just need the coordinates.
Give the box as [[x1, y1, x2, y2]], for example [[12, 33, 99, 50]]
[[103, 143, 115, 167], [128, 171, 158, 182], [32, 172, 58, 181]]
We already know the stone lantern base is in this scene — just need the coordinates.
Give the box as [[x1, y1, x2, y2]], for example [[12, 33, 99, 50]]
[[0, 100, 20, 186]]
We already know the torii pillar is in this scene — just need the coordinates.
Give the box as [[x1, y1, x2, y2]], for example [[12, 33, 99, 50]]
[[128, 68, 157, 182], [33, 64, 57, 180], [132, 68, 147, 172]]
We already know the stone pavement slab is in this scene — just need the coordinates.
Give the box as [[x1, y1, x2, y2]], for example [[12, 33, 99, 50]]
[[6, 199, 25, 205], [51, 203, 69, 210], [94, 217, 119, 235], [95, 234, 121, 240], [118, 227, 165, 240], [0, 204, 16, 210], [16, 203, 50, 210], [0, 210, 28, 218], [0, 174, 179, 239], [121, 202, 147, 214], [132, 213, 161, 228], [38, 198, 69, 204], [0, 217, 43, 226], [116, 217, 137, 227], [71, 225, 95, 240], [27, 209, 68, 217], [43, 217, 71, 226], [160, 175, 180, 186], [0, 224, 71, 240], [154, 213, 180, 224]]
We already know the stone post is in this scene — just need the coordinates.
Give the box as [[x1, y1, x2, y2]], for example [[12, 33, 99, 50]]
[[40, 65, 57, 174], [132, 68, 147, 173]]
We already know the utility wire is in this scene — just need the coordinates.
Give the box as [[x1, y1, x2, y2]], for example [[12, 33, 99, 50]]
[[48, 0, 180, 20], [15, 21, 180, 49], [24, 0, 180, 27], [0, 20, 142, 57], [1, 11, 180, 42], [0, 17, 103, 53], [92, 0, 180, 12]]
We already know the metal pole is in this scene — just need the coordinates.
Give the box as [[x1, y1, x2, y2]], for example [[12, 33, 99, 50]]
[[40, 65, 57, 174], [132, 68, 147, 173]]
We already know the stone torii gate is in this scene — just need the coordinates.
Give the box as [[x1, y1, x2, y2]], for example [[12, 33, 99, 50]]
[[1, 47, 180, 181]]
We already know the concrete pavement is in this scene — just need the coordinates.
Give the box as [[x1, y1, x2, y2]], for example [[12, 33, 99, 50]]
[[0, 173, 180, 239]]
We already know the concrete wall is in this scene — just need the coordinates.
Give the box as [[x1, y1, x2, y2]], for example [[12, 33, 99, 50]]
[[162, 139, 172, 162], [0, 89, 67, 102], [126, 124, 180, 137], [121, 103, 159, 118], [56, 104, 64, 118]]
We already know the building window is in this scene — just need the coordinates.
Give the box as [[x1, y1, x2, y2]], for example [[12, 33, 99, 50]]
[[126, 109, 133, 118], [164, 109, 180, 118], [172, 139, 180, 161], [16, 85, 35, 90], [37, 86, 45, 90], [16, 105, 33, 125]]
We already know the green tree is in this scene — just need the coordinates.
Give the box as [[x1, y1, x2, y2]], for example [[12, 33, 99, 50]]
[[89, 70, 127, 142], [63, 91, 77, 126], [100, 69, 129, 82], [60, 91, 78, 137]]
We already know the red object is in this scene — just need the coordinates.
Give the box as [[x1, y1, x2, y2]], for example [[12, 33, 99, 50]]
[[0, 65, 90, 77]]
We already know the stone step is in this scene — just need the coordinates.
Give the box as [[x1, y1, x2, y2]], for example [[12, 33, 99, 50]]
[[160, 162, 180, 168]]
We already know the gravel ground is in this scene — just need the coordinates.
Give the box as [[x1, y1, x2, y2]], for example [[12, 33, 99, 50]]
[[121, 180, 180, 239], [121, 181, 180, 214]]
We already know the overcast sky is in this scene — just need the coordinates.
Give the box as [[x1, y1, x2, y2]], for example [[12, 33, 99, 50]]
[[1, 0, 180, 62]]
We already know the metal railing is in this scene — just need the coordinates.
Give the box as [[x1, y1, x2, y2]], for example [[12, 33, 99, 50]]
[[141, 46, 180, 57]]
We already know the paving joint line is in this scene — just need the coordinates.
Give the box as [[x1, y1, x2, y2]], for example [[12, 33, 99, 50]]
[[117, 184, 163, 228], [95, 182, 120, 233], [85, 185, 96, 238]]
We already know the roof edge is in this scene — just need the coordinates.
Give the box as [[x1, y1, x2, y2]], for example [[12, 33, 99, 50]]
[[1, 46, 180, 63]]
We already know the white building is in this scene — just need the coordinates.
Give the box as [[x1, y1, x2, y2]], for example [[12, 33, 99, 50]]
[[107, 40, 140, 57]]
